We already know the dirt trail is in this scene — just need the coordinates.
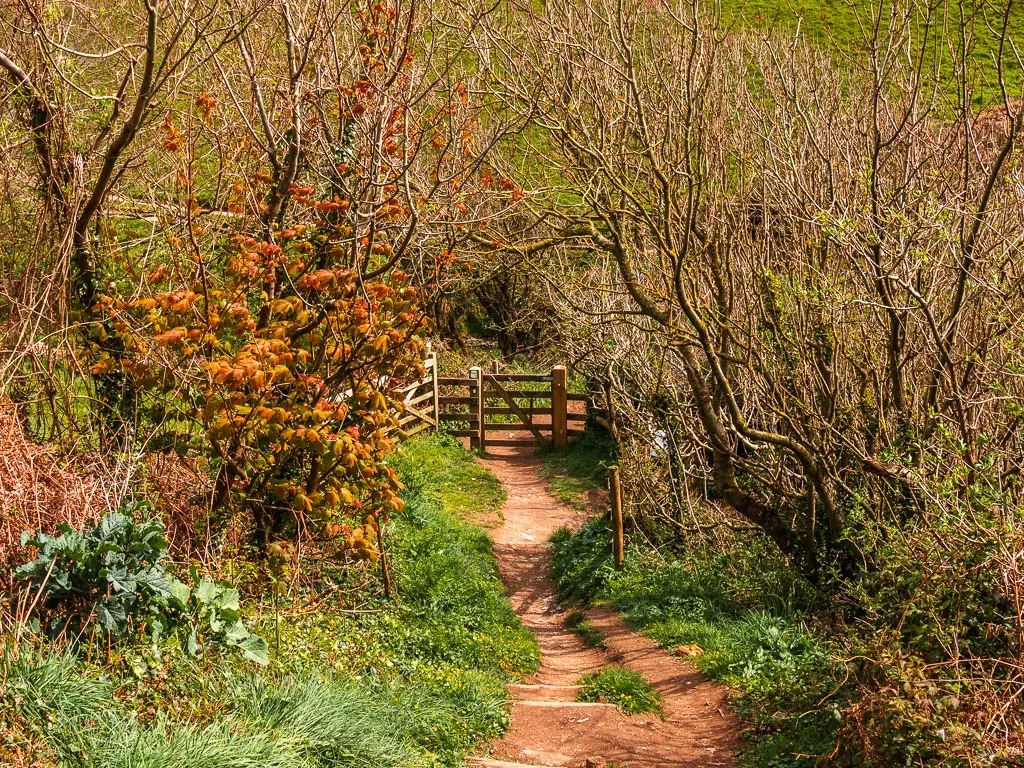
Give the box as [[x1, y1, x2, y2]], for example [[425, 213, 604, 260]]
[[470, 445, 741, 768]]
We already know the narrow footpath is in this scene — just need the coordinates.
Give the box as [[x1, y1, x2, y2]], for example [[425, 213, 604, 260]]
[[469, 446, 741, 768]]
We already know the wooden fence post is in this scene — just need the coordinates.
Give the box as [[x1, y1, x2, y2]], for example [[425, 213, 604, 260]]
[[551, 365, 568, 449], [429, 351, 439, 430], [468, 367, 479, 448], [470, 366, 486, 451], [609, 465, 624, 568]]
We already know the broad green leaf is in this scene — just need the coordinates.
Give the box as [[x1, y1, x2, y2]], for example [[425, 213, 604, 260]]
[[223, 620, 249, 644], [238, 634, 270, 666], [107, 568, 138, 594], [97, 513, 128, 541], [97, 600, 127, 635], [194, 580, 220, 604], [217, 588, 240, 613], [168, 578, 191, 609]]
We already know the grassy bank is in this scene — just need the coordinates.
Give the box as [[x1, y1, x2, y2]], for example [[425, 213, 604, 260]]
[[541, 437, 844, 765], [550, 520, 841, 765], [1, 433, 536, 768]]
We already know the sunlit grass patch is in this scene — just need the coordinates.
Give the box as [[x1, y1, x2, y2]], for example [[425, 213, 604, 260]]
[[576, 666, 664, 717]]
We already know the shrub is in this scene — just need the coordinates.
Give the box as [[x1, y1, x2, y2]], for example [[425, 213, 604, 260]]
[[14, 501, 267, 664]]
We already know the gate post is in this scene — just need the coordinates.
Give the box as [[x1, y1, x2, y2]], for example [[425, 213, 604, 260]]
[[468, 367, 479, 448], [429, 350, 439, 430], [552, 365, 568, 449], [470, 366, 486, 451]]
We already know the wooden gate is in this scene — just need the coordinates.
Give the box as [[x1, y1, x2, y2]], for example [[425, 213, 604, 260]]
[[392, 351, 439, 439], [436, 365, 589, 450]]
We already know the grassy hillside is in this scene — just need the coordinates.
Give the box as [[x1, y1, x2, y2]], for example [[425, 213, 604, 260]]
[[723, 0, 1024, 101]]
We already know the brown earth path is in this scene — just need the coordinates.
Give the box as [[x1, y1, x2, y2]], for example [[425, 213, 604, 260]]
[[469, 444, 741, 768]]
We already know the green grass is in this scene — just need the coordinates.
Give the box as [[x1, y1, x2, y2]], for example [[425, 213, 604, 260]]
[[720, 0, 1024, 105], [551, 518, 843, 767], [1, 432, 537, 768], [576, 666, 664, 717], [538, 432, 615, 510], [395, 432, 506, 521]]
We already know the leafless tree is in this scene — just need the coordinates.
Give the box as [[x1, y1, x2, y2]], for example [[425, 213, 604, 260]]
[[482, 0, 1024, 575]]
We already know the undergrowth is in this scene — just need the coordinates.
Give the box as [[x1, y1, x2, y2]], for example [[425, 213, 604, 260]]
[[1, 433, 536, 768], [551, 519, 843, 765]]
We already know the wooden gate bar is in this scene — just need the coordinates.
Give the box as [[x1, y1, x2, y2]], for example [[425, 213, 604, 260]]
[[488, 373, 552, 383], [429, 351, 440, 430], [472, 367, 486, 450], [484, 407, 553, 416]]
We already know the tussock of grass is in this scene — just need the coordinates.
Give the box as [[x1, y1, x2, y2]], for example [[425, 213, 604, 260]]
[[576, 666, 664, 717]]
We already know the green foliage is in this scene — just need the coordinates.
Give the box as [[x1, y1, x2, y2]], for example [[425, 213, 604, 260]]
[[189, 581, 269, 665], [576, 666, 663, 716], [3, 433, 533, 768], [16, 500, 177, 640], [394, 431, 506, 521], [551, 518, 842, 766], [539, 432, 615, 509], [388, 494, 539, 676], [15, 501, 267, 664], [551, 523, 616, 603]]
